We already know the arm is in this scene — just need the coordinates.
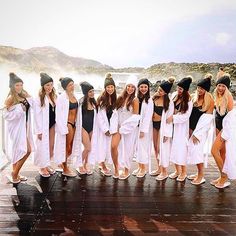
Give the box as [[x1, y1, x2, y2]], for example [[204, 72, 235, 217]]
[[97, 108, 109, 133], [33, 98, 43, 135], [173, 101, 193, 124], [139, 99, 153, 133]]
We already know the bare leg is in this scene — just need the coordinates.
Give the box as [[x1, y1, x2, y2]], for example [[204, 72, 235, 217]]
[[111, 133, 121, 177], [211, 131, 228, 185], [151, 128, 160, 175], [63, 124, 76, 174], [12, 138, 31, 181], [81, 128, 92, 172]]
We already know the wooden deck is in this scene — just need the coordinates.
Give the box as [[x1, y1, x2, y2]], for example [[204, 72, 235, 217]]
[[0, 157, 235, 236]]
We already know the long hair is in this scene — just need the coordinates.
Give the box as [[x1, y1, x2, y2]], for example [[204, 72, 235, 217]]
[[192, 90, 213, 112], [97, 89, 117, 110], [39, 87, 57, 107], [214, 86, 231, 116], [116, 87, 136, 111], [173, 90, 190, 113], [137, 87, 150, 104], [153, 93, 170, 112], [82, 94, 97, 112], [5, 87, 29, 108]]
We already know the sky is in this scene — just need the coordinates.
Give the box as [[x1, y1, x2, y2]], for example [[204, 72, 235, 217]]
[[0, 0, 236, 68]]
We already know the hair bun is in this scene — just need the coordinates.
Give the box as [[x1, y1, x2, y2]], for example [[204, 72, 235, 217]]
[[9, 72, 15, 77], [204, 73, 212, 80], [168, 76, 176, 84], [59, 77, 64, 82], [105, 73, 112, 79]]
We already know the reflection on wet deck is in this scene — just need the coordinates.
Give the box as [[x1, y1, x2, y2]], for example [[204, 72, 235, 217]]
[[0, 159, 236, 236]]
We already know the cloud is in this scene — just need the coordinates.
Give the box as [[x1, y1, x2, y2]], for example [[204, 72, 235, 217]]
[[215, 32, 231, 46]]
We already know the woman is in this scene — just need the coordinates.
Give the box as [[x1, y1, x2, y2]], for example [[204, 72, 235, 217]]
[[211, 74, 234, 188], [152, 78, 175, 181], [34, 73, 57, 177], [110, 75, 140, 180], [96, 73, 117, 176], [150, 77, 175, 178], [168, 76, 193, 181], [54, 77, 80, 177], [4, 73, 34, 183], [187, 74, 214, 185], [76, 81, 97, 175], [132, 78, 153, 178]]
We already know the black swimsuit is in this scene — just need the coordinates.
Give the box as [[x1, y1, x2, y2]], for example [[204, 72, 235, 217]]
[[215, 108, 227, 131], [82, 109, 94, 133], [20, 98, 30, 122], [153, 104, 163, 131], [49, 103, 56, 129], [189, 105, 205, 131], [106, 105, 113, 124], [67, 101, 78, 128]]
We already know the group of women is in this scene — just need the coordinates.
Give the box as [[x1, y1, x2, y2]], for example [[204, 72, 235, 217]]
[[3, 71, 236, 189]]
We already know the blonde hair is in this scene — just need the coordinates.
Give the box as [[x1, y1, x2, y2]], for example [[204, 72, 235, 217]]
[[5, 87, 29, 108], [214, 86, 231, 116], [192, 90, 213, 112]]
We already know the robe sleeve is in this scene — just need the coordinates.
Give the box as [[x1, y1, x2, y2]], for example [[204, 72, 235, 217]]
[[173, 101, 193, 124], [164, 101, 174, 137], [193, 114, 213, 141], [119, 114, 140, 134], [3, 104, 25, 121], [109, 110, 118, 134], [97, 108, 109, 134], [221, 117, 230, 141], [55, 95, 68, 135], [139, 99, 153, 133], [33, 98, 43, 135]]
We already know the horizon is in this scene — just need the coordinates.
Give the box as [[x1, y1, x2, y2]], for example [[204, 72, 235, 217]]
[[0, 44, 235, 70], [0, 0, 236, 67]]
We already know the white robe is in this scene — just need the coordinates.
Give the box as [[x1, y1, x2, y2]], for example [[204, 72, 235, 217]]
[[34, 96, 56, 168], [187, 113, 213, 167], [170, 101, 193, 165], [76, 97, 98, 167], [115, 107, 140, 169], [54, 92, 81, 165], [159, 101, 174, 168], [3, 98, 35, 164], [94, 107, 115, 164], [221, 109, 236, 180], [136, 98, 153, 165]]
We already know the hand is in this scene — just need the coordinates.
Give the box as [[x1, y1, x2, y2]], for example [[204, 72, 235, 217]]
[[163, 136, 168, 143], [166, 115, 173, 124], [192, 135, 200, 145], [139, 132, 144, 138], [38, 134, 42, 140], [105, 131, 111, 136]]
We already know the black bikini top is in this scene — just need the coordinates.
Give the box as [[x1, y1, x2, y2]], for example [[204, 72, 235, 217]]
[[69, 101, 78, 110], [154, 104, 163, 116]]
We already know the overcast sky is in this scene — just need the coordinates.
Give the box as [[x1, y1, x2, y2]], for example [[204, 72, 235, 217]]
[[0, 0, 236, 68]]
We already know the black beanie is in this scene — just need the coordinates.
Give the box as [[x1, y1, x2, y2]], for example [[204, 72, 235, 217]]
[[9, 72, 23, 88], [177, 76, 192, 91], [104, 73, 115, 88], [160, 77, 175, 94], [40, 73, 53, 86], [197, 74, 212, 92], [138, 78, 150, 87], [216, 74, 231, 89], [60, 77, 74, 90], [80, 81, 94, 95]]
